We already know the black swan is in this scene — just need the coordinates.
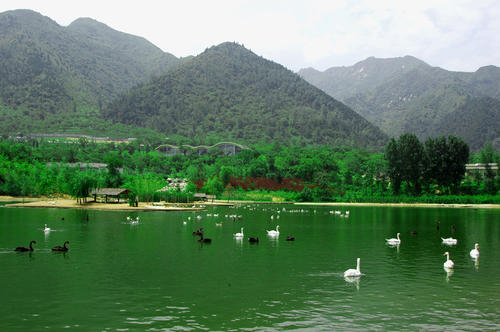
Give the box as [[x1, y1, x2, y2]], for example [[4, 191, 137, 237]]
[[15, 240, 37, 252], [52, 241, 70, 252], [286, 236, 295, 241], [192, 228, 204, 236], [198, 232, 212, 243], [248, 237, 259, 243]]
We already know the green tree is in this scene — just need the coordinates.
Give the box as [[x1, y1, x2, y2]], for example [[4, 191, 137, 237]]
[[386, 134, 425, 195], [219, 166, 232, 187], [202, 176, 224, 196]]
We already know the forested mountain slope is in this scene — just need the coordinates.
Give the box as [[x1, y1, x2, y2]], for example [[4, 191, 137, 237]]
[[0, 9, 179, 134], [299, 57, 500, 150], [105, 42, 388, 148]]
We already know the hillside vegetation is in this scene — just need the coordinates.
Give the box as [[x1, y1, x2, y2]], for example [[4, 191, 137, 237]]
[[105, 42, 388, 148], [0, 9, 179, 135], [299, 57, 500, 151]]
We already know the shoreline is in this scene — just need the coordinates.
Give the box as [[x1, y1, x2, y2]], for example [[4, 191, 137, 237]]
[[1, 196, 499, 210], [1, 198, 213, 211], [293, 202, 500, 209]]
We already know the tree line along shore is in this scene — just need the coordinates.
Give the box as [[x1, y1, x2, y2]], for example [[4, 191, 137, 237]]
[[0, 134, 499, 206]]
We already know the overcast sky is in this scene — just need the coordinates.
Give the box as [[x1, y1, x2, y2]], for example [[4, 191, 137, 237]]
[[1, 0, 499, 72]]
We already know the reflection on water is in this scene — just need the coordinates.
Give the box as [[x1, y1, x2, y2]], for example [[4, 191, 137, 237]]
[[0, 204, 499, 330]]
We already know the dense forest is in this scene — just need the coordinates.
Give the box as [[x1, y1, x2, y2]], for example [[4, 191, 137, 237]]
[[0, 135, 498, 204], [104, 42, 387, 148], [0, 9, 179, 135]]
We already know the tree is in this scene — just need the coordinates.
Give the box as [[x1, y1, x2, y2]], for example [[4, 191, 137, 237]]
[[202, 176, 224, 196], [105, 153, 123, 187], [385, 134, 425, 195], [424, 136, 469, 193], [479, 142, 499, 194], [71, 171, 96, 204], [219, 166, 232, 187], [385, 138, 402, 194]]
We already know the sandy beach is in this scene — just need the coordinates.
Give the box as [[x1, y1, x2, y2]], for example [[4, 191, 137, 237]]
[[1, 197, 211, 211], [1, 196, 499, 210]]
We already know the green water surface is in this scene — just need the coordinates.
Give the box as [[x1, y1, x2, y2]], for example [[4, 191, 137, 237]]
[[0, 204, 499, 330]]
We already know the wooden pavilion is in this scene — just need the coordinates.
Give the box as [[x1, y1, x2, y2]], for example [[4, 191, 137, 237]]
[[90, 188, 131, 203]]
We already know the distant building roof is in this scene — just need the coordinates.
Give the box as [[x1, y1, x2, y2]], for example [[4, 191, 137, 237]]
[[465, 163, 498, 170], [90, 188, 131, 196], [47, 162, 124, 173]]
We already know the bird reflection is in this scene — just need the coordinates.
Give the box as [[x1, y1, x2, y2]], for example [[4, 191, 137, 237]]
[[444, 267, 454, 282], [344, 276, 361, 290], [473, 257, 479, 271], [387, 242, 400, 253]]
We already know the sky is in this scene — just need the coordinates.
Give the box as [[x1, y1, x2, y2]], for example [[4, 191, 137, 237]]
[[1, 0, 499, 72]]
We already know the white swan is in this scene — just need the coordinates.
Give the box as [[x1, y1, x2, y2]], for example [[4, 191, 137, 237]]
[[442, 237, 457, 245], [234, 227, 244, 237], [470, 243, 480, 259], [386, 232, 401, 245], [267, 225, 280, 236], [43, 224, 51, 232], [443, 251, 454, 269], [344, 258, 363, 277]]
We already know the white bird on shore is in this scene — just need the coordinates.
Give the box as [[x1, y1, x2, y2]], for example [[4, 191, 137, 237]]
[[344, 258, 363, 277], [267, 225, 280, 236], [470, 243, 480, 259], [386, 233, 401, 245], [443, 252, 454, 269]]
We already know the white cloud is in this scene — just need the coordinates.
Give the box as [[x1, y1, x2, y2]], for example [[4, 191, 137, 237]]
[[0, 0, 499, 71]]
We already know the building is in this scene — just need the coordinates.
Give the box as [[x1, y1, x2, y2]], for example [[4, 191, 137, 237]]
[[90, 188, 131, 203], [156, 141, 251, 156]]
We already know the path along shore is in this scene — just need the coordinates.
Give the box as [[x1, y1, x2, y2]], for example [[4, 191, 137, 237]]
[[1, 196, 499, 211]]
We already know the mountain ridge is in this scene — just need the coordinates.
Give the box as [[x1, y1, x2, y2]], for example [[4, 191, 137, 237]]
[[299, 56, 500, 150], [105, 42, 388, 148]]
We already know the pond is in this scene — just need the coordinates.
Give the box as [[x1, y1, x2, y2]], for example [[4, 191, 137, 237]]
[[1, 204, 499, 330]]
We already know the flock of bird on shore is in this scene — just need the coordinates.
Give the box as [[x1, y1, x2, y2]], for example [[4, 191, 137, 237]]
[[14, 208, 481, 280]]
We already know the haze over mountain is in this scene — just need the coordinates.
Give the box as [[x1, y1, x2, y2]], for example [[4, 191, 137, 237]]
[[104, 42, 388, 148], [299, 57, 500, 151], [0, 9, 179, 114]]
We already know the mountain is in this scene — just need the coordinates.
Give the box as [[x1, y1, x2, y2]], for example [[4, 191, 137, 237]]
[[299, 56, 428, 101], [299, 57, 500, 150], [105, 42, 388, 148], [0, 9, 180, 134]]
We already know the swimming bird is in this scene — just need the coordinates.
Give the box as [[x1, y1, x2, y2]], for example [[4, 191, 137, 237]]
[[43, 224, 51, 232], [52, 241, 70, 252], [470, 243, 480, 259], [386, 233, 401, 245], [344, 258, 362, 277], [442, 237, 458, 245], [436, 220, 440, 231], [443, 251, 454, 269], [267, 225, 280, 236], [198, 232, 212, 243], [234, 227, 244, 238], [15, 240, 37, 252], [192, 228, 204, 236], [248, 237, 259, 243], [286, 236, 295, 241]]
